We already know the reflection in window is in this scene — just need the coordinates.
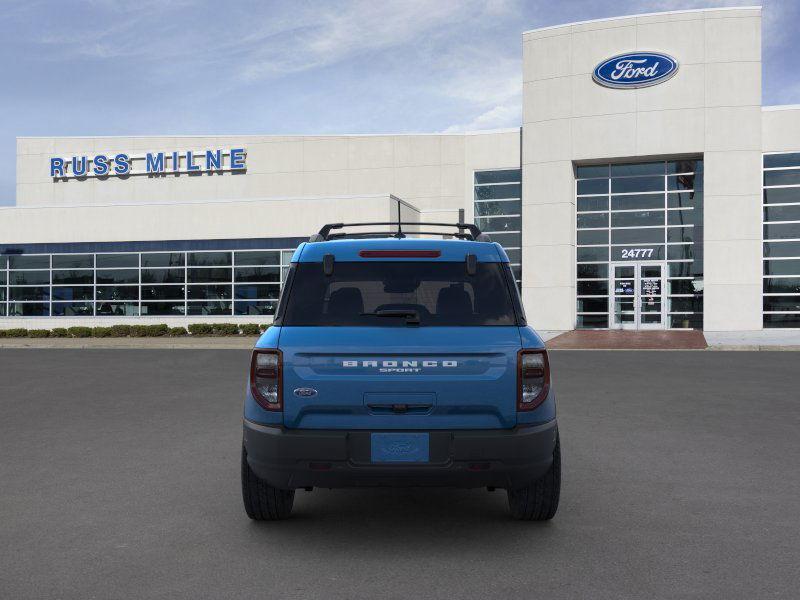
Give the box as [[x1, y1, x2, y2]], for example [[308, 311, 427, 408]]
[[474, 169, 522, 287]]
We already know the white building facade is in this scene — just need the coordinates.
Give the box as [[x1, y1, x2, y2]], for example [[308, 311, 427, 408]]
[[3, 6, 800, 332]]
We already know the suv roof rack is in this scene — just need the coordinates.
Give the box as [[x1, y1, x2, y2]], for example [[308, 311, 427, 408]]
[[309, 222, 492, 243]]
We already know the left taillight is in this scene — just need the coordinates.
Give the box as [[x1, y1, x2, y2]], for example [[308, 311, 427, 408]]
[[250, 349, 282, 411], [517, 349, 550, 411]]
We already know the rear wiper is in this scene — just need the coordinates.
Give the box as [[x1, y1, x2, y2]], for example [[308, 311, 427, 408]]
[[360, 309, 420, 325]]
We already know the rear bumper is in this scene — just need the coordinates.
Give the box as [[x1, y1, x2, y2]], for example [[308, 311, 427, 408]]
[[243, 419, 558, 490]]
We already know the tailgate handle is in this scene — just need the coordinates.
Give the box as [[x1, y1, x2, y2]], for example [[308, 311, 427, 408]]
[[367, 403, 432, 415]]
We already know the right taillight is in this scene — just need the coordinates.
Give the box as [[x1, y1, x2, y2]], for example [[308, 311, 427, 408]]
[[518, 349, 550, 411], [250, 349, 282, 411]]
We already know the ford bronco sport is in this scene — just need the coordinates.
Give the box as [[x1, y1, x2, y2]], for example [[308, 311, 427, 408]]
[[241, 222, 560, 520]]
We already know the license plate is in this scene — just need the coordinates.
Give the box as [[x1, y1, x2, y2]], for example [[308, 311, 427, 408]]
[[370, 433, 429, 463]]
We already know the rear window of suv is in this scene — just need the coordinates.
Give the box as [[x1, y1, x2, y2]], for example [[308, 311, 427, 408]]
[[280, 261, 519, 326]]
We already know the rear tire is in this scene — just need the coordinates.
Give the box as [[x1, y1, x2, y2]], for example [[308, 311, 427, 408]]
[[507, 434, 560, 521], [241, 446, 295, 520]]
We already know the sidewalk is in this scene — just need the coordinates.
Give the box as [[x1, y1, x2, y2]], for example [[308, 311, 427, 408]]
[[0, 337, 258, 349]]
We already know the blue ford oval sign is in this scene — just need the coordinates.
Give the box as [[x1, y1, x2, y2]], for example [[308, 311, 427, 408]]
[[593, 52, 678, 89]]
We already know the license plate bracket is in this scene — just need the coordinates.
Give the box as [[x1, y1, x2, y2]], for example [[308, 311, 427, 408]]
[[370, 433, 429, 463]]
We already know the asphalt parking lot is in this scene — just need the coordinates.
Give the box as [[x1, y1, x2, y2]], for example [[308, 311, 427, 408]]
[[1, 349, 798, 599]]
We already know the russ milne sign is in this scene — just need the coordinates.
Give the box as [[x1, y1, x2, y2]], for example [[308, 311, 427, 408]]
[[593, 52, 678, 89], [50, 148, 246, 179]]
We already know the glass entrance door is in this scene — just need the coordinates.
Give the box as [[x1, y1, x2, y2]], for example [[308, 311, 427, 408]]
[[610, 262, 666, 330]]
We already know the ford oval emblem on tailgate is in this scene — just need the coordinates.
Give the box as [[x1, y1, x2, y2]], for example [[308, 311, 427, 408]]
[[293, 387, 318, 397]]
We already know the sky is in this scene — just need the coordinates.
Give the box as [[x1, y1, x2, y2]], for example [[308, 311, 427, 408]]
[[1, 0, 798, 206]]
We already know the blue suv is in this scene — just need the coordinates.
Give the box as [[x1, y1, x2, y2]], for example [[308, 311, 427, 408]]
[[241, 222, 560, 520]]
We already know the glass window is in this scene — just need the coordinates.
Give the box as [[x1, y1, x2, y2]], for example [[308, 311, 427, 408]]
[[475, 216, 520, 232], [474, 200, 521, 217], [669, 297, 703, 312], [577, 179, 608, 195], [667, 209, 698, 226], [234, 284, 281, 300], [764, 277, 800, 294], [187, 267, 231, 283], [504, 249, 521, 263], [764, 259, 800, 276], [235, 301, 277, 316], [9, 255, 49, 269], [140, 302, 185, 316], [141, 253, 185, 267], [96, 286, 139, 301], [763, 296, 800, 312], [577, 213, 608, 229], [577, 197, 608, 212], [669, 314, 703, 329], [52, 254, 93, 269], [96, 254, 138, 268], [0, 272, 5, 286], [576, 314, 608, 328], [764, 153, 800, 169], [667, 227, 695, 244], [52, 270, 93, 284], [667, 191, 702, 209], [667, 245, 694, 261], [52, 302, 94, 317], [764, 205, 800, 223], [187, 285, 232, 300], [141, 285, 185, 300], [668, 262, 695, 277], [474, 184, 521, 200], [577, 230, 608, 245], [611, 194, 664, 211], [9, 271, 50, 285], [575, 165, 608, 178], [667, 160, 702, 174], [577, 247, 609, 262], [577, 264, 608, 279], [52, 286, 94, 301], [96, 269, 138, 284], [577, 298, 608, 312], [764, 314, 800, 327], [668, 280, 701, 295], [764, 170, 800, 187], [667, 174, 700, 191], [234, 251, 280, 266], [234, 266, 281, 283], [187, 301, 232, 315], [611, 162, 664, 177], [611, 228, 664, 244], [10, 287, 50, 301], [8, 302, 49, 316], [764, 241, 800, 258], [763, 187, 800, 204], [611, 210, 664, 228], [577, 281, 608, 295], [611, 176, 663, 194], [188, 251, 232, 266], [474, 170, 520, 184], [141, 268, 185, 283], [486, 232, 520, 248], [0, 255, 6, 269], [96, 302, 139, 316], [764, 223, 800, 240]]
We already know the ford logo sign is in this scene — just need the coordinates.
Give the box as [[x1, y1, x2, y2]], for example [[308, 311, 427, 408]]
[[593, 52, 678, 89], [293, 388, 318, 397]]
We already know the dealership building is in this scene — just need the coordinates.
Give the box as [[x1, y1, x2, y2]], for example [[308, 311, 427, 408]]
[[2, 6, 800, 332]]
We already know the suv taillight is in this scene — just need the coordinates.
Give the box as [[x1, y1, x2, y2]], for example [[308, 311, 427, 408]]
[[517, 349, 550, 411], [250, 349, 282, 411]]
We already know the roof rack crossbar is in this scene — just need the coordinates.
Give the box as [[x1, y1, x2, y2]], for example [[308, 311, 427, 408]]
[[309, 222, 490, 242]]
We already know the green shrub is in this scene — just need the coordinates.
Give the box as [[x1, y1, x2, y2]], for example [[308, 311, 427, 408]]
[[168, 326, 188, 336], [0, 330, 6, 338], [28, 329, 51, 338], [67, 326, 92, 338], [146, 324, 169, 337], [109, 324, 132, 337], [92, 327, 113, 338], [212, 323, 239, 336], [5, 328, 28, 337], [240, 323, 261, 335], [50, 328, 69, 338], [130, 325, 148, 337], [188, 323, 213, 336]]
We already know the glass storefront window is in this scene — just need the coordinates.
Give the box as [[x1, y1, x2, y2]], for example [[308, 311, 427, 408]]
[[576, 159, 704, 329], [475, 169, 521, 287]]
